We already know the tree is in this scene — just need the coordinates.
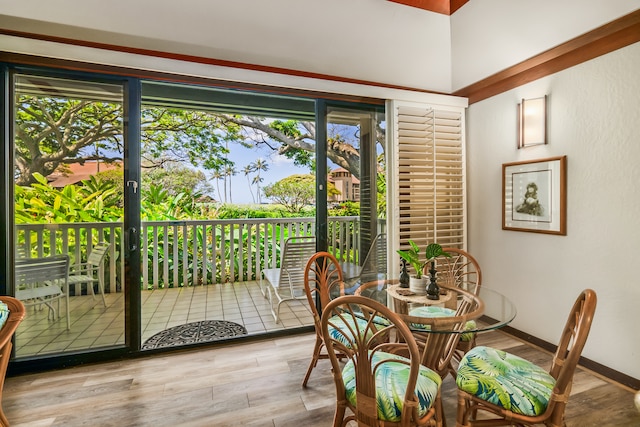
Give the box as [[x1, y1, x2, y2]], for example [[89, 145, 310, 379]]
[[224, 165, 237, 203], [14, 93, 240, 185], [219, 116, 379, 180], [141, 163, 212, 198], [263, 175, 314, 214], [251, 158, 269, 203], [242, 165, 256, 203], [14, 90, 385, 201], [263, 174, 339, 214], [15, 96, 123, 185], [210, 170, 224, 203]]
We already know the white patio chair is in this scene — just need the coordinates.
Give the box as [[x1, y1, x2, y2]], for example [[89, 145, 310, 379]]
[[260, 236, 316, 323], [15, 254, 71, 330], [340, 233, 387, 295], [67, 242, 111, 307]]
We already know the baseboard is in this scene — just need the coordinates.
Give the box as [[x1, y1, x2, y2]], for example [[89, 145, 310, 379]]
[[501, 324, 640, 391]]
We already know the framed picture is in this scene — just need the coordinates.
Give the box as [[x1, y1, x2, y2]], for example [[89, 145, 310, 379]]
[[502, 156, 566, 235]]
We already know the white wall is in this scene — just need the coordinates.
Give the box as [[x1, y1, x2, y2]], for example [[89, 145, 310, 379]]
[[451, 0, 640, 91], [0, 0, 452, 92], [466, 41, 640, 379]]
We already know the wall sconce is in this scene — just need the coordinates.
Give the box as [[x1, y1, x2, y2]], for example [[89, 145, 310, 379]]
[[518, 95, 547, 148]]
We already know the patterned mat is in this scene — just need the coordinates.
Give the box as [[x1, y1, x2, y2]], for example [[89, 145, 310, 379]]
[[142, 320, 247, 350]]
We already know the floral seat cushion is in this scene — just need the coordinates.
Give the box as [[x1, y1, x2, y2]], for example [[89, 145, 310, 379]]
[[456, 346, 556, 416], [408, 306, 476, 341], [325, 314, 373, 347], [0, 302, 9, 329], [342, 351, 441, 422]]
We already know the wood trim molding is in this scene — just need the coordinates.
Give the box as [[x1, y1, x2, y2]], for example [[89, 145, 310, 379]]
[[454, 9, 640, 104], [388, 0, 469, 15], [0, 28, 443, 100]]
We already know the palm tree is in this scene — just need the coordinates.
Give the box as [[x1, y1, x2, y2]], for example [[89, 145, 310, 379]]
[[251, 158, 269, 204], [252, 175, 264, 204], [211, 170, 224, 203], [224, 165, 237, 203], [242, 164, 256, 203]]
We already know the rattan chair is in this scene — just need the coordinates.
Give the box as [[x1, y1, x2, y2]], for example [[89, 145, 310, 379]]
[[455, 289, 597, 427], [321, 295, 443, 427], [301, 251, 346, 387], [410, 248, 482, 376], [435, 248, 482, 295], [0, 296, 26, 426]]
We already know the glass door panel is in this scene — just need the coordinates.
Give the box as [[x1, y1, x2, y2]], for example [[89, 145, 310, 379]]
[[323, 105, 386, 282], [12, 74, 126, 358]]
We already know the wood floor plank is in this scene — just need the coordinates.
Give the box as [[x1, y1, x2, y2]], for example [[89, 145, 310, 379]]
[[3, 330, 639, 426]]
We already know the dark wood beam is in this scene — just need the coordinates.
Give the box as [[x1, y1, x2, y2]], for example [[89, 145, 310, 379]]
[[388, 0, 469, 15], [454, 9, 640, 104]]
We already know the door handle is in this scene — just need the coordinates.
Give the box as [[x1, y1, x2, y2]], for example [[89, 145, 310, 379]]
[[128, 227, 138, 252]]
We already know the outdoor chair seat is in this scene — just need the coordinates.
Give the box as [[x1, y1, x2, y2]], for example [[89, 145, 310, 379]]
[[67, 242, 111, 307], [260, 236, 316, 323]]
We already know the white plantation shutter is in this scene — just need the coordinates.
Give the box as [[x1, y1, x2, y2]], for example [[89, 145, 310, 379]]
[[389, 101, 466, 263]]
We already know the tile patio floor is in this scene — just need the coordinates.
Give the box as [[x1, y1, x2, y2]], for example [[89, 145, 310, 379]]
[[14, 280, 314, 358]]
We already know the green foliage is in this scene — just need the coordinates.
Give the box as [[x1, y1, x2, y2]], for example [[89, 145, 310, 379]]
[[328, 201, 360, 216], [396, 241, 450, 279], [263, 174, 316, 214], [141, 108, 240, 172], [15, 173, 123, 224], [15, 95, 123, 185], [216, 204, 308, 219], [141, 184, 202, 220], [269, 120, 314, 169], [142, 164, 212, 197]]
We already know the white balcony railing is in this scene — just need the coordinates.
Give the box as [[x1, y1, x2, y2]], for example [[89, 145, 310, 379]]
[[16, 216, 385, 294]]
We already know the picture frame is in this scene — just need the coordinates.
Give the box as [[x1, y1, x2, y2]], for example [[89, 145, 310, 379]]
[[502, 156, 566, 235]]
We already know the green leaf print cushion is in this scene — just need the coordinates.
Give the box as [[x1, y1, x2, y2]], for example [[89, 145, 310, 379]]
[[342, 351, 442, 422], [325, 314, 372, 347], [456, 346, 556, 416], [408, 306, 477, 341]]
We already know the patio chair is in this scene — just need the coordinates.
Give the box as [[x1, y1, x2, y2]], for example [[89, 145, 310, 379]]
[[0, 296, 26, 426], [321, 295, 443, 426], [260, 236, 316, 323], [301, 251, 346, 387], [456, 289, 597, 427], [15, 254, 71, 330], [341, 233, 387, 281], [67, 242, 111, 307]]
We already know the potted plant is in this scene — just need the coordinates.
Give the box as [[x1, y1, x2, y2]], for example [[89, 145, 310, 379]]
[[397, 241, 450, 296]]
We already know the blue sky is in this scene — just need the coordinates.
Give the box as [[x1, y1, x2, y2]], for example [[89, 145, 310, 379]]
[[220, 142, 310, 205]]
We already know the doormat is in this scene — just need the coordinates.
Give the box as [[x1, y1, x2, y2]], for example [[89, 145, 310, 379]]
[[142, 320, 248, 350]]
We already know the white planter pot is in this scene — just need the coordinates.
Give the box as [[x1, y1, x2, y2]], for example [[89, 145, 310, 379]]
[[409, 276, 428, 295]]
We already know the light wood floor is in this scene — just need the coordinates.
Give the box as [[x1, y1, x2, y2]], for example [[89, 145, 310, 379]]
[[3, 330, 639, 427]]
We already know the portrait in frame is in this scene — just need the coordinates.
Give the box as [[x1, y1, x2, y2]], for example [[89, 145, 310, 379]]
[[502, 156, 566, 235]]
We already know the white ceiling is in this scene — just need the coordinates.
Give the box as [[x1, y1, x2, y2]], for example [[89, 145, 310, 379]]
[[1, 0, 639, 94]]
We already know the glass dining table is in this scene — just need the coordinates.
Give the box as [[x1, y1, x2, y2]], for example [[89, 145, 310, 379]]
[[337, 275, 518, 378]]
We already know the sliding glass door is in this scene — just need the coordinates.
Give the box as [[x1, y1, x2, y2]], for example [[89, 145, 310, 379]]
[[11, 72, 128, 358], [316, 101, 386, 281], [2, 65, 386, 369]]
